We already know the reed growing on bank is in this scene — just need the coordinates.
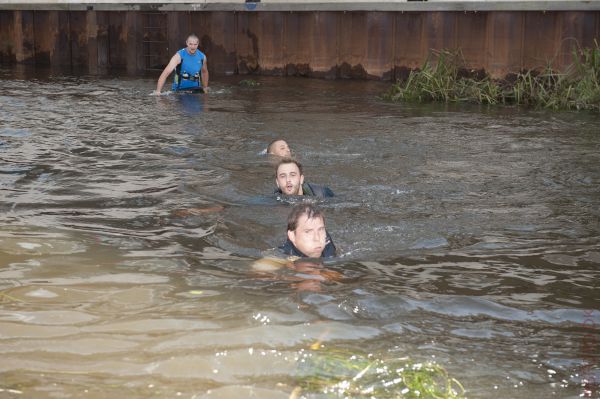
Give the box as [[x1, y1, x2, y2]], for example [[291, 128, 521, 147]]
[[384, 43, 600, 111]]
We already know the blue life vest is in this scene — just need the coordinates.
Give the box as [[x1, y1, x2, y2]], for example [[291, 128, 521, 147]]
[[172, 48, 206, 91]]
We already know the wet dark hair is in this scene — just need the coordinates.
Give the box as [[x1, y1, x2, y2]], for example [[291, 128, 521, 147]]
[[287, 203, 324, 232], [276, 158, 303, 177]]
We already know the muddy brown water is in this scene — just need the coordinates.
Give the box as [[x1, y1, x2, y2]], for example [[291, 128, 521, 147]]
[[1, 67, 599, 398]]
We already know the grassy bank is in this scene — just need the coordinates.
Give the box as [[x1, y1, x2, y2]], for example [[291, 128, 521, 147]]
[[384, 43, 600, 111]]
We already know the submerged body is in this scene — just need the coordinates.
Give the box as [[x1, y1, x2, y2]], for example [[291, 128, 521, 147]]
[[267, 139, 292, 158], [275, 159, 334, 198], [282, 203, 336, 258], [275, 182, 334, 198], [279, 230, 337, 258]]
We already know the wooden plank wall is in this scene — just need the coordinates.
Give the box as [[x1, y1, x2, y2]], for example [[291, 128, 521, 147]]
[[0, 11, 16, 63], [0, 10, 598, 79]]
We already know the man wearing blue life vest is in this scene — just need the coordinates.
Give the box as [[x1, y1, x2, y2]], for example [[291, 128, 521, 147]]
[[153, 34, 209, 94], [275, 159, 334, 198]]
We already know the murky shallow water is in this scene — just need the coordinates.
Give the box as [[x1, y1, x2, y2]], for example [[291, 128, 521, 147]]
[[1, 67, 599, 398]]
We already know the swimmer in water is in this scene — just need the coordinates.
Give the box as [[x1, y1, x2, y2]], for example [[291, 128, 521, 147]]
[[266, 139, 292, 158], [252, 203, 340, 291], [279, 203, 337, 258], [275, 159, 334, 198]]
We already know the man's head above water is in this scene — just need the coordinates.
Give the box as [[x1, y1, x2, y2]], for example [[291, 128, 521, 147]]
[[287, 203, 328, 258], [267, 139, 292, 158], [185, 34, 199, 55], [275, 158, 304, 196]]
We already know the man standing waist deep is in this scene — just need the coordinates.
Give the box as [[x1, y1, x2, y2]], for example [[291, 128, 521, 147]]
[[153, 34, 209, 94]]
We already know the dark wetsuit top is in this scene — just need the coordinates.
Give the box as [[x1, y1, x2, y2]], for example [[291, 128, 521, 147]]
[[278, 232, 337, 258], [275, 182, 334, 198]]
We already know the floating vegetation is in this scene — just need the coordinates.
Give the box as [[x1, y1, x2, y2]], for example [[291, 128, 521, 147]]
[[293, 348, 466, 399], [239, 79, 261, 87], [0, 290, 24, 303], [384, 42, 600, 111]]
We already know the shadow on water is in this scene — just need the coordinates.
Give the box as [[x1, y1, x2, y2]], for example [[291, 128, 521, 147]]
[[0, 66, 599, 398]]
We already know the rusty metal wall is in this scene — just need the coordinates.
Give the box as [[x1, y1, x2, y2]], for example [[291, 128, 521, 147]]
[[0, 10, 598, 79]]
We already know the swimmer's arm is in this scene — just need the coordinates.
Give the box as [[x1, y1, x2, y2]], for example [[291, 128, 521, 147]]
[[201, 58, 209, 92], [153, 53, 182, 95], [251, 256, 298, 272]]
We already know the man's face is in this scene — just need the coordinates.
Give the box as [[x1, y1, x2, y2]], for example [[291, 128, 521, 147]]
[[288, 214, 327, 258], [186, 38, 199, 54], [276, 163, 304, 195], [269, 140, 291, 158]]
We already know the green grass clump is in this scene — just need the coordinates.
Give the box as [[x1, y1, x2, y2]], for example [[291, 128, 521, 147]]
[[384, 42, 600, 111], [293, 348, 466, 399], [384, 50, 501, 105], [239, 79, 260, 87]]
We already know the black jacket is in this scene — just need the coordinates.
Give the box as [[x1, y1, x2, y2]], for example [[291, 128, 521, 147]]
[[278, 232, 337, 258], [275, 182, 334, 198]]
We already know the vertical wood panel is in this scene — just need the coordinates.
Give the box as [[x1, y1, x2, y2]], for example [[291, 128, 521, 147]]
[[1, 9, 598, 79], [204, 11, 236, 75], [366, 12, 394, 79], [235, 12, 260, 74], [257, 12, 284, 75], [198, 10, 215, 72], [394, 12, 425, 79], [33, 11, 59, 65], [191, 12, 212, 71], [143, 12, 169, 70], [108, 12, 126, 69], [125, 11, 138, 73], [56, 11, 71, 68], [486, 11, 524, 78], [558, 11, 598, 68], [70, 11, 88, 69], [14, 10, 35, 64], [522, 11, 559, 70], [86, 10, 98, 73], [576, 11, 598, 49], [284, 11, 312, 76], [220, 11, 238, 75], [311, 12, 338, 78], [456, 12, 487, 70], [125, 11, 143, 74], [597, 12, 600, 53], [0, 11, 17, 63], [339, 12, 368, 78], [424, 11, 456, 54], [166, 11, 188, 59], [96, 11, 109, 71]]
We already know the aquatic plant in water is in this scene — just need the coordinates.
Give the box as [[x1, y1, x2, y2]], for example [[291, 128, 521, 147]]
[[293, 348, 466, 399], [384, 42, 600, 111], [240, 79, 261, 87]]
